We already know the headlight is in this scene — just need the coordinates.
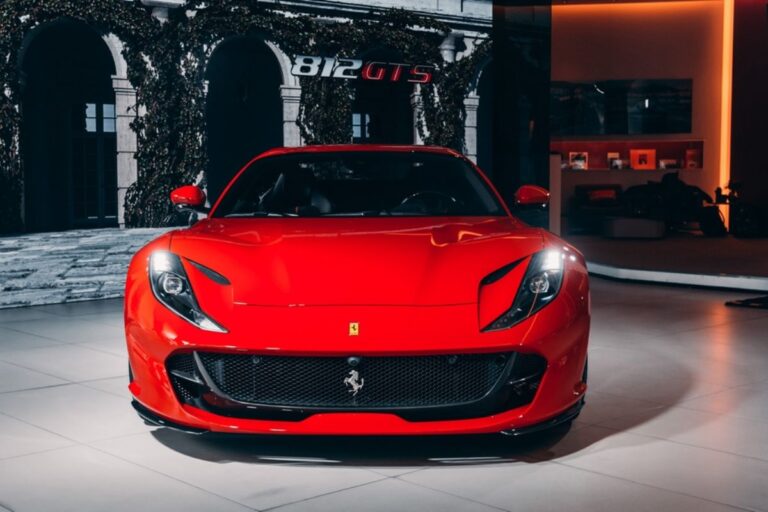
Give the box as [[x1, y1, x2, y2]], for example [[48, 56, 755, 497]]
[[484, 250, 564, 331], [149, 251, 227, 333]]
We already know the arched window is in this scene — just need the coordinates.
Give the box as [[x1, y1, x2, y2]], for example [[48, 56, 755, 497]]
[[21, 21, 118, 231], [351, 49, 414, 145], [205, 36, 283, 201]]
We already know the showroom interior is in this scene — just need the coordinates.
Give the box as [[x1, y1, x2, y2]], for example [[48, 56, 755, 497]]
[[1, 0, 768, 511]]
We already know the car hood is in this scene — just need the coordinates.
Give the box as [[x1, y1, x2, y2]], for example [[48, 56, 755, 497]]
[[169, 216, 544, 307]]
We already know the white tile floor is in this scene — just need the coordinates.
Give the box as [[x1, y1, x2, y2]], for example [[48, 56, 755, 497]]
[[0, 278, 767, 511]]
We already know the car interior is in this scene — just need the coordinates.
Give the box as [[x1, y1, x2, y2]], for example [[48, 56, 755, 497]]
[[218, 153, 504, 218]]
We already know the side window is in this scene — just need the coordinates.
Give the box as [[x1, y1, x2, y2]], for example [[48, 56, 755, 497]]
[[352, 112, 371, 143], [103, 104, 116, 133], [85, 103, 97, 133]]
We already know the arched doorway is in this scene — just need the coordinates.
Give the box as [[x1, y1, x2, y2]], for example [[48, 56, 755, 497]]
[[21, 21, 118, 232], [351, 50, 413, 144], [476, 62, 493, 178], [205, 37, 283, 201]]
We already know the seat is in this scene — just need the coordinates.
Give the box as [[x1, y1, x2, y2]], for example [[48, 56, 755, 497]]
[[261, 169, 332, 215]]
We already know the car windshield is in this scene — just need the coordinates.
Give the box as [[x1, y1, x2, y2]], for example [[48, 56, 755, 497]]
[[213, 151, 506, 218]]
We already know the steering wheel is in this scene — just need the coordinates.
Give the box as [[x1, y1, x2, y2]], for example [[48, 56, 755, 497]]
[[399, 190, 461, 214]]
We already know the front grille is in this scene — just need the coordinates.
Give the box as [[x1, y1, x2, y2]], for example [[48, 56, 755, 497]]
[[165, 350, 546, 421], [198, 352, 510, 408], [167, 354, 199, 403]]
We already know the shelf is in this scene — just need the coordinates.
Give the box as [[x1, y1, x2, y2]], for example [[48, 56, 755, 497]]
[[563, 167, 703, 173], [551, 139, 704, 170]]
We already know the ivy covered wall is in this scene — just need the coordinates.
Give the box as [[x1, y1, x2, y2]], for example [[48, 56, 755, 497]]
[[0, 0, 489, 232]]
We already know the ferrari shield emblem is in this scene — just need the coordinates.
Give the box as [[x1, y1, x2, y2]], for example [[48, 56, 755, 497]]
[[348, 322, 359, 336]]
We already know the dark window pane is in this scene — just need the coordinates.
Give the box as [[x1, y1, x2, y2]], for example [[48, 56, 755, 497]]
[[214, 151, 505, 218]]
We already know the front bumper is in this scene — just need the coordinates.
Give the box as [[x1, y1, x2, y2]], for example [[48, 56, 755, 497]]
[[125, 241, 590, 436], [132, 397, 586, 436], [125, 307, 589, 435]]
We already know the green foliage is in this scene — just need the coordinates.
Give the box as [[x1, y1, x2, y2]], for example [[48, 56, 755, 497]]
[[124, 10, 199, 227], [0, 0, 487, 232], [420, 38, 490, 149]]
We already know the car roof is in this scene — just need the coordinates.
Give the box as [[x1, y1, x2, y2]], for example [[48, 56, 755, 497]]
[[256, 144, 465, 159]]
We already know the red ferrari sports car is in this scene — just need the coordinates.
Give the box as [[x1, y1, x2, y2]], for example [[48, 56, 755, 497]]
[[125, 145, 590, 436]]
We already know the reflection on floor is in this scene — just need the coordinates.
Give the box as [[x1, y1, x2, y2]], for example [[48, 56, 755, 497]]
[[0, 278, 767, 511], [568, 234, 768, 277]]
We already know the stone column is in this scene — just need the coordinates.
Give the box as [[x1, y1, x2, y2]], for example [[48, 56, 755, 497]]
[[411, 90, 425, 145], [464, 94, 480, 162], [112, 77, 138, 227], [280, 85, 303, 147]]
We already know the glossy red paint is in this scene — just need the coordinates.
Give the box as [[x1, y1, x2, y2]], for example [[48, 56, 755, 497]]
[[170, 185, 206, 208], [514, 184, 550, 206], [125, 145, 590, 435]]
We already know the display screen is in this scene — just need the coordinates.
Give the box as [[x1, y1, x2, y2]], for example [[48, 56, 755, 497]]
[[551, 79, 692, 136]]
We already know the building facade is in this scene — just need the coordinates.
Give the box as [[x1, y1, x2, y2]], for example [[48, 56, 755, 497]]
[[13, 0, 492, 232]]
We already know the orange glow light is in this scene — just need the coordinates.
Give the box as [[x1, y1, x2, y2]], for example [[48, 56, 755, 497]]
[[720, 0, 734, 191]]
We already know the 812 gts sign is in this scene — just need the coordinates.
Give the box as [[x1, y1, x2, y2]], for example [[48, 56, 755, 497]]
[[291, 55, 434, 84]]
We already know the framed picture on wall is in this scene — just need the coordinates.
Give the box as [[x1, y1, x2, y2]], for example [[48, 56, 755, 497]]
[[659, 158, 680, 169], [568, 152, 589, 170], [607, 151, 622, 169], [685, 149, 701, 168], [630, 149, 657, 170]]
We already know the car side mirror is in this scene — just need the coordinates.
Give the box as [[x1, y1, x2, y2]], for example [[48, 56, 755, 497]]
[[514, 185, 550, 207], [170, 185, 209, 214]]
